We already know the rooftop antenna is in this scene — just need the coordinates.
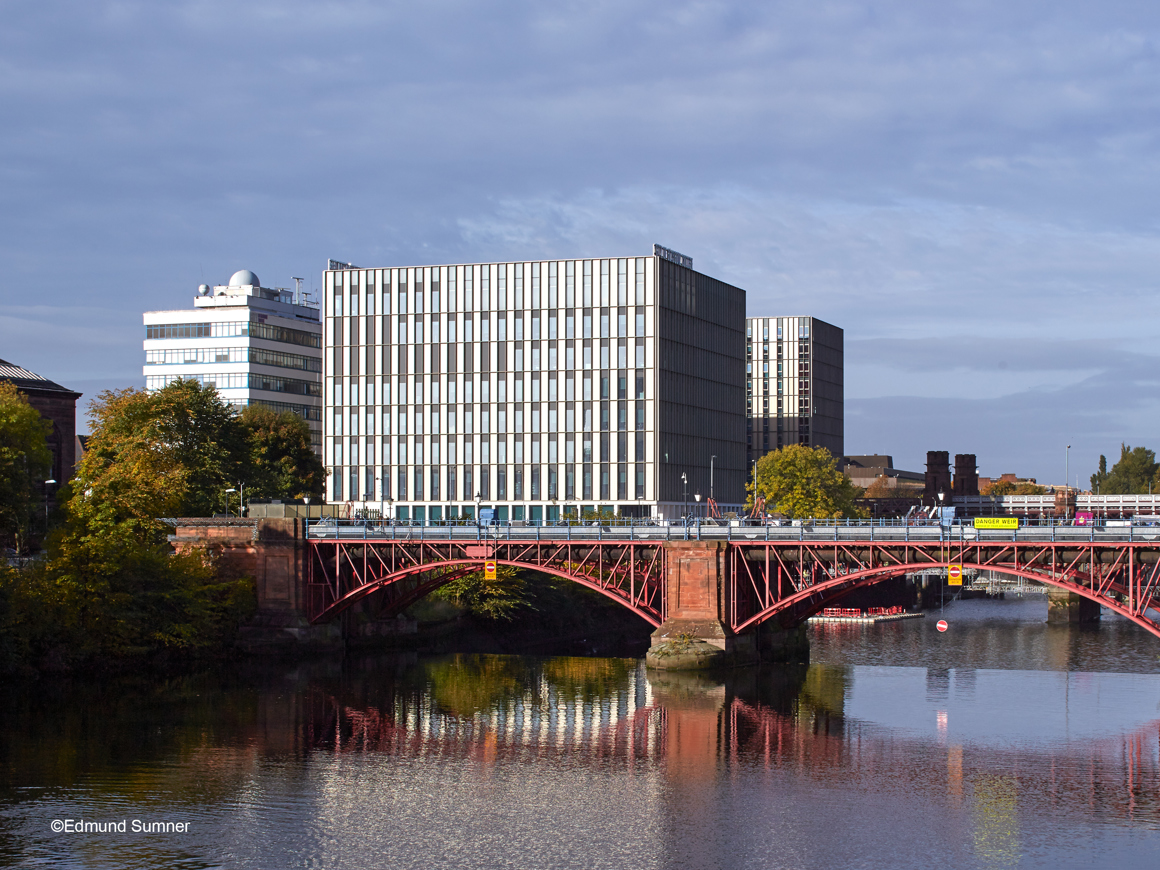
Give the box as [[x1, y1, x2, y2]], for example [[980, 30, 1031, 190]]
[[292, 277, 304, 305]]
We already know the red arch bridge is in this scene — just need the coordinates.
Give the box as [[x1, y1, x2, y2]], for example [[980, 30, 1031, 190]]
[[305, 522, 1160, 654]]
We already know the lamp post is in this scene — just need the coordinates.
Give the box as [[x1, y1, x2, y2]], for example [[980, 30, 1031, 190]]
[[694, 491, 702, 519], [475, 491, 482, 528], [224, 487, 237, 517], [44, 478, 56, 534], [710, 455, 716, 502], [377, 475, 384, 524], [1065, 445, 1071, 521], [681, 472, 688, 520]]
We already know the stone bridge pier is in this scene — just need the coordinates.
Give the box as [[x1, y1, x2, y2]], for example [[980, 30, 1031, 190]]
[[647, 541, 809, 670], [168, 518, 340, 652]]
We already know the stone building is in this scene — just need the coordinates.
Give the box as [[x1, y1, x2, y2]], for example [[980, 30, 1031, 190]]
[[0, 358, 81, 484]]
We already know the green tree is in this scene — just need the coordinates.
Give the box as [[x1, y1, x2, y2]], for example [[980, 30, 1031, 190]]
[[1091, 454, 1109, 493], [1093, 444, 1158, 494], [240, 405, 325, 500], [435, 565, 530, 621], [0, 382, 52, 553], [750, 445, 866, 519]]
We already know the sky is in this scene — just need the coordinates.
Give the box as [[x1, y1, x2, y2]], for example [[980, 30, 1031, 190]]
[[3, 0, 1160, 486]]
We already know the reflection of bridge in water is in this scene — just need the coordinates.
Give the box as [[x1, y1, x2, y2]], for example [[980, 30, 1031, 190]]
[[299, 656, 1160, 825]]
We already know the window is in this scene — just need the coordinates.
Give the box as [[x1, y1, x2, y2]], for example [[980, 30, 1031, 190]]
[[145, 321, 320, 347]]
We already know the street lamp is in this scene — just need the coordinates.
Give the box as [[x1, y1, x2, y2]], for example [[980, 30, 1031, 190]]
[[44, 479, 56, 534], [694, 491, 702, 519], [1065, 445, 1071, 521], [475, 491, 482, 527], [224, 487, 237, 517], [681, 472, 688, 519], [710, 455, 716, 502]]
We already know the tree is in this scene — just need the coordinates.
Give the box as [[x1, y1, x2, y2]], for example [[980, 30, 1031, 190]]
[[1091, 444, 1158, 494], [750, 445, 866, 519], [30, 381, 255, 663], [75, 382, 247, 526], [864, 474, 896, 498], [435, 565, 530, 621], [1090, 454, 1108, 493], [0, 382, 52, 553], [240, 405, 325, 500]]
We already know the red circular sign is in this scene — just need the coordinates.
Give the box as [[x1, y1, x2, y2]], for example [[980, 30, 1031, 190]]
[[936, 620, 948, 632]]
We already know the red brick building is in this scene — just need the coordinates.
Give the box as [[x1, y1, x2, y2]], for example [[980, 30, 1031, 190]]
[[0, 358, 82, 484]]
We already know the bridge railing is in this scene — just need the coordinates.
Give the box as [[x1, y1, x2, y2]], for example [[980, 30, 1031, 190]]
[[304, 516, 1160, 544]]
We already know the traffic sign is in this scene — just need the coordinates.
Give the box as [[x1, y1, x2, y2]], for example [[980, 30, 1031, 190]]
[[947, 565, 963, 586], [937, 619, 948, 632], [484, 561, 497, 579]]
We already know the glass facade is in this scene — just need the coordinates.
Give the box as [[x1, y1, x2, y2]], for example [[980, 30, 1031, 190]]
[[745, 316, 844, 467], [324, 259, 666, 517], [325, 252, 751, 520]]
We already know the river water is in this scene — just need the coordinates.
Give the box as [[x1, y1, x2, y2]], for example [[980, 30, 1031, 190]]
[[2, 596, 1159, 869]]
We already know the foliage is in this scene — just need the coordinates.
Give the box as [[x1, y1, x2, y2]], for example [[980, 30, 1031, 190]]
[[434, 565, 531, 621], [749, 445, 866, 519], [0, 380, 282, 670], [0, 383, 53, 553], [15, 542, 254, 665], [581, 507, 617, 523], [75, 382, 247, 525], [1090, 444, 1159, 494], [984, 480, 1045, 496], [864, 475, 896, 498], [239, 405, 325, 501]]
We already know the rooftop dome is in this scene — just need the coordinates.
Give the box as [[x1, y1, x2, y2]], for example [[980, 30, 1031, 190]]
[[228, 269, 260, 288]]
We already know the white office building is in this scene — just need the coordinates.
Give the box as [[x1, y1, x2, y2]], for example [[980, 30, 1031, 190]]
[[323, 247, 747, 523], [143, 269, 323, 448]]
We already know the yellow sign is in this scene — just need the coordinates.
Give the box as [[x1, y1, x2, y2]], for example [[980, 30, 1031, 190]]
[[974, 517, 1019, 530], [484, 561, 497, 579], [948, 565, 963, 586]]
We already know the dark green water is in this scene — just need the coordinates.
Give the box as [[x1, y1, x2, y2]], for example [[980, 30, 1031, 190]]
[[2, 596, 1158, 869]]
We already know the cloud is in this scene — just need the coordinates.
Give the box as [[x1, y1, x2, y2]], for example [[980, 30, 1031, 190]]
[[2, 0, 1160, 480]]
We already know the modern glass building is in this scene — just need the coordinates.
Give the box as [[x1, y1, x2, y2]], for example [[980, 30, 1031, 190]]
[[143, 269, 323, 449], [745, 316, 843, 467], [323, 246, 747, 522]]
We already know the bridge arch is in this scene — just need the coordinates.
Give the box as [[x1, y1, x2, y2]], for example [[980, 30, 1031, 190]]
[[308, 555, 665, 628], [736, 561, 1160, 640]]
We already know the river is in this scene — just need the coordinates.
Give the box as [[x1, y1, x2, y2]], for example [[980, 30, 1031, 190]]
[[1, 595, 1158, 869]]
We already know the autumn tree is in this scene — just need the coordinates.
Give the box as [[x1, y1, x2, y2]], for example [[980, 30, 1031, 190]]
[[750, 445, 866, 519], [36, 381, 254, 663], [0, 383, 52, 553]]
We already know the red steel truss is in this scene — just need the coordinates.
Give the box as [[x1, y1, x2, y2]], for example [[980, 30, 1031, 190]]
[[726, 538, 1160, 638], [306, 537, 1160, 639], [307, 538, 667, 627]]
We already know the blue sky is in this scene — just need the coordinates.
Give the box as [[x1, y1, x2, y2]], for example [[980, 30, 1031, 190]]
[[3, 0, 1159, 485]]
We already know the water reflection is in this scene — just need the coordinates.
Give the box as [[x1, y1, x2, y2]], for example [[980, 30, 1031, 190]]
[[2, 621, 1159, 868]]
